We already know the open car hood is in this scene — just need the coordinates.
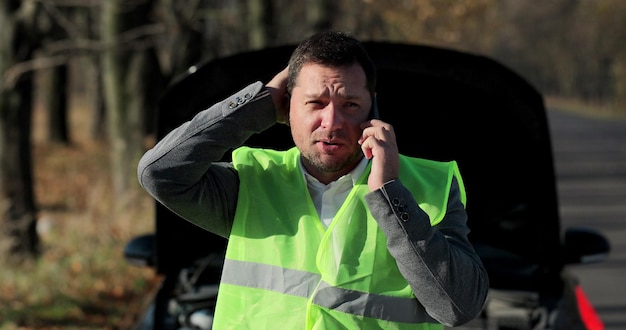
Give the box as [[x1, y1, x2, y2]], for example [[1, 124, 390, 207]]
[[154, 42, 563, 291]]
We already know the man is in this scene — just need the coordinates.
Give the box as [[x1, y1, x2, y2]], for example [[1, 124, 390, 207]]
[[138, 31, 488, 329]]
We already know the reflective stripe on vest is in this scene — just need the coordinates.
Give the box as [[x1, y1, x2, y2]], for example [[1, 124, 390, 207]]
[[221, 259, 437, 324]]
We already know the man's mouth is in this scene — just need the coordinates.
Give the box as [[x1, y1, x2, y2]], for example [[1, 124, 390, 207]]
[[317, 139, 342, 152]]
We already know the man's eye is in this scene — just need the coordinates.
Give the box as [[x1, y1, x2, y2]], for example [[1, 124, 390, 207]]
[[307, 100, 325, 108], [343, 102, 362, 113]]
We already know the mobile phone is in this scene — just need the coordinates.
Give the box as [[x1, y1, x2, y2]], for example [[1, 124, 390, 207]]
[[369, 96, 380, 120]]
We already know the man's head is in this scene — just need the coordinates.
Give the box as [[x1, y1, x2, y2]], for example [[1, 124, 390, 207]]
[[286, 31, 378, 184]]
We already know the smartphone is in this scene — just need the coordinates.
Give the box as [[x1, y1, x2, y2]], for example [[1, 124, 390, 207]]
[[369, 96, 380, 120]]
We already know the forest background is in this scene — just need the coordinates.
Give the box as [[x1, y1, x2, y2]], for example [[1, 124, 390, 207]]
[[1, 0, 625, 328]]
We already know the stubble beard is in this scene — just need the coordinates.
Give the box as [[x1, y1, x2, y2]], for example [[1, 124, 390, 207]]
[[303, 146, 362, 176]]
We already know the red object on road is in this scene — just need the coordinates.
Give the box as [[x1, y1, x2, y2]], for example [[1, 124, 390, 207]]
[[576, 285, 604, 330]]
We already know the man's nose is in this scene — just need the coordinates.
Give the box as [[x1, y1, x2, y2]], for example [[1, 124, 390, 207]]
[[320, 103, 342, 129]]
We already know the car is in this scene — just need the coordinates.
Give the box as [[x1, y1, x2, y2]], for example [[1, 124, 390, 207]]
[[125, 41, 611, 329]]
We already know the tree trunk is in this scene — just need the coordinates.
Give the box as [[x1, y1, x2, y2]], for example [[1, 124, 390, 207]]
[[100, 0, 161, 209], [100, 0, 128, 205], [89, 56, 106, 140], [306, 0, 332, 35], [0, 73, 40, 263], [0, 0, 40, 263], [247, 0, 274, 49], [47, 64, 69, 143]]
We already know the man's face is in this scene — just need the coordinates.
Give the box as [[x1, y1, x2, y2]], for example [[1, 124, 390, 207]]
[[288, 62, 372, 184]]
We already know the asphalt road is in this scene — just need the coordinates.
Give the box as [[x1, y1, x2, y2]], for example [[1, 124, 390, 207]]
[[547, 107, 626, 329]]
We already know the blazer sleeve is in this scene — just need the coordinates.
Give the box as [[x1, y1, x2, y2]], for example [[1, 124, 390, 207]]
[[137, 82, 276, 237], [364, 178, 489, 327]]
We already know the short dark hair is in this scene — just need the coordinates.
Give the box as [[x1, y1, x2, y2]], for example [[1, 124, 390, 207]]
[[287, 31, 377, 99]]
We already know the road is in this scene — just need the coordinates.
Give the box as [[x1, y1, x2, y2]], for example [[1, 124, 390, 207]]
[[547, 107, 626, 329]]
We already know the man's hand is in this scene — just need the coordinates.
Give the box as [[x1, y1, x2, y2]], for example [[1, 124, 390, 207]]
[[266, 67, 290, 124], [359, 119, 400, 191]]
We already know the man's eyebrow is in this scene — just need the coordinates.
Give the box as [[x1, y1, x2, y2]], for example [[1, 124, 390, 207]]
[[302, 90, 329, 99], [301, 89, 364, 100], [344, 94, 362, 100]]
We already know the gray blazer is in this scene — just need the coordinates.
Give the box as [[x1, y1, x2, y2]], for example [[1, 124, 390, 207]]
[[137, 81, 489, 326]]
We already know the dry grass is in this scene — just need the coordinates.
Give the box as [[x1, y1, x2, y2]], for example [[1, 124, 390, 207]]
[[545, 95, 626, 119], [0, 98, 160, 329]]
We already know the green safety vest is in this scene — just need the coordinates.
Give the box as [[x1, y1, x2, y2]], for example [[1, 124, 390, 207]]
[[213, 146, 466, 329]]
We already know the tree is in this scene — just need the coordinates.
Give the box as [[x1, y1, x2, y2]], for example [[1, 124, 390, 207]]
[[247, 0, 274, 49], [100, 0, 165, 208], [0, 0, 41, 263], [46, 64, 70, 143], [36, 3, 76, 144]]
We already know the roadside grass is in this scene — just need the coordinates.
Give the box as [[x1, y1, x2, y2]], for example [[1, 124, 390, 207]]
[[0, 103, 159, 329], [545, 95, 626, 119]]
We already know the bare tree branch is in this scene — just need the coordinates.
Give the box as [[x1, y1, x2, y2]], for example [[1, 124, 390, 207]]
[[38, 0, 82, 38], [2, 55, 68, 90], [2, 23, 165, 90]]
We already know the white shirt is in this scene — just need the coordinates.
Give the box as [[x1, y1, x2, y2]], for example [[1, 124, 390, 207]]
[[302, 157, 369, 228]]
